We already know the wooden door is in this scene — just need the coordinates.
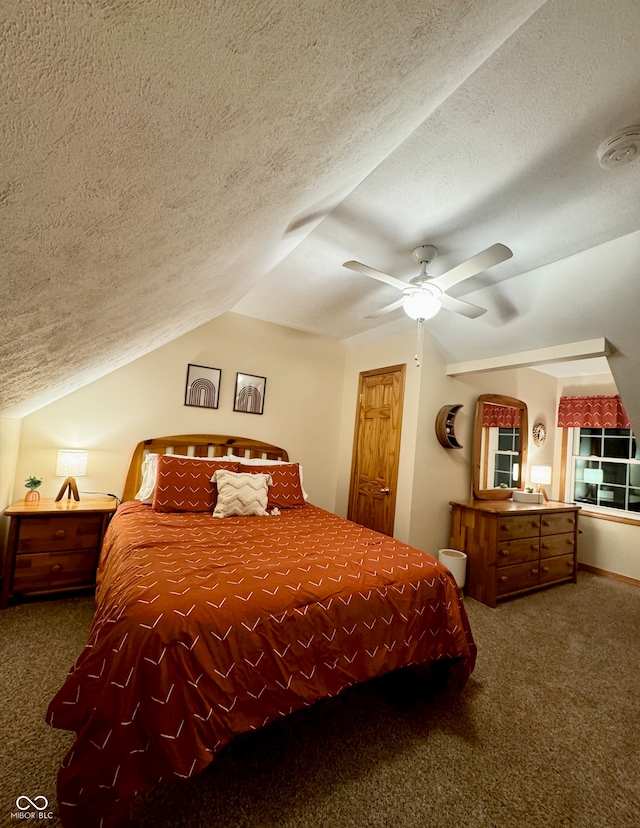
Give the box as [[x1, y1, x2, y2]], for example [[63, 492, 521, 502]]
[[347, 364, 405, 536]]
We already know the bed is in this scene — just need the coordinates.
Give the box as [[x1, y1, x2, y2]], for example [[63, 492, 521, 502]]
[[47, 435, 476, 827]]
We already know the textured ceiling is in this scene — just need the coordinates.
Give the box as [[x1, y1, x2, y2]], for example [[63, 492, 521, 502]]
[[2, 0, 639, 418]]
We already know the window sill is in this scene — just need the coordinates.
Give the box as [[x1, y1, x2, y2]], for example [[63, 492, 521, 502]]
[[579, 509, 640, 528]]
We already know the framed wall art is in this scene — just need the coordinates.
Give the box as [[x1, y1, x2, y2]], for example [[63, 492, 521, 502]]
[[233, 372, 266, 415], [184, 363, 222, 409]]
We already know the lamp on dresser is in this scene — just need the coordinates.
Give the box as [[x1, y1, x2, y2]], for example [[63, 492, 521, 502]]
[[530, 465, 552, 501], [55, 449, 88, 501]]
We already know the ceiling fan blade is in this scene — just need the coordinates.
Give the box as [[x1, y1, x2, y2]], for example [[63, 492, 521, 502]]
[[365, 298, 405, 318], [440, 293, 487, 319], [343, 260, 408, 291], [430, 243, 513, 293]]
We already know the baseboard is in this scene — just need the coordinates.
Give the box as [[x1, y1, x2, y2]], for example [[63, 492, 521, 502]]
[[578, 563, 640, 588]]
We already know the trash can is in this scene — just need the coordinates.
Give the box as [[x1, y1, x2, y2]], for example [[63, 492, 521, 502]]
[[438, 548, 467, 590]]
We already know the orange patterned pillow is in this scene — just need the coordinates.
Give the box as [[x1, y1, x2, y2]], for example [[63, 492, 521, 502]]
[[238, 463, 306, 508], [152, 456, 239, 512]]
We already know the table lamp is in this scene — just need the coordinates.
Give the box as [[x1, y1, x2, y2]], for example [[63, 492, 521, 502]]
[[55, 450, 88, 501], [530, 465, 552, 502]]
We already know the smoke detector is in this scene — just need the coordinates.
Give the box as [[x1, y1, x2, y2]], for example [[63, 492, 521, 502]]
[[597, 125, 640, 169]]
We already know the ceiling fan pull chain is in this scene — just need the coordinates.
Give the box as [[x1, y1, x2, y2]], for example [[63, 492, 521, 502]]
[[414, 320, 423, 367]]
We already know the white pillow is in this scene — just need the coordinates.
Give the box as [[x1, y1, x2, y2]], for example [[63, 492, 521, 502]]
[[225, 454, 309, 500], [212, 470, 272, 518], [134, 453, 159, 503]]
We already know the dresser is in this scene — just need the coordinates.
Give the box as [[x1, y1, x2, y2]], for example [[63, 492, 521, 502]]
[[449, 499, 579, 607], [1, 497, 117, 608]]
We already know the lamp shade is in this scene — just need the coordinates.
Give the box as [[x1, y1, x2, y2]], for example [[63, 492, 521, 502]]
[[402, 288, 441, 321], [530, 465, 552, 485], [56, 449, 88, 478]]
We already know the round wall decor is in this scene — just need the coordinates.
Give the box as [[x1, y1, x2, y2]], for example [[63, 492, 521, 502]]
[[532, 421, 547, 446]]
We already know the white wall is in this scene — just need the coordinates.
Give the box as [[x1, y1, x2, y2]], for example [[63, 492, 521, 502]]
[[0, 417, 22, 546], [13, 313, 345, 512]]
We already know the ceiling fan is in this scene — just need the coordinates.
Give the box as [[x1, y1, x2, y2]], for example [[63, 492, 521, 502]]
[[343, 242, 513, 321]]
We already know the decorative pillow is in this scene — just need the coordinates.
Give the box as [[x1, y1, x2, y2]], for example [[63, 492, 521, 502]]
[[212, 470, 272, 518], [134, 452, 159, 503], [152, 456, 239, 512], [238, 463, 307, 508]]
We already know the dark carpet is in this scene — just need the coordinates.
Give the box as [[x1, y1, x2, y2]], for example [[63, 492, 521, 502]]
[[1, 572, 638, 828]]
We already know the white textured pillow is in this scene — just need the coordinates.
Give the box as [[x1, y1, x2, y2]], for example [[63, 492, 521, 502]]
[[212, 470, 272, 518], [134, 453, 159, 503], [225, 454, 309, 500]]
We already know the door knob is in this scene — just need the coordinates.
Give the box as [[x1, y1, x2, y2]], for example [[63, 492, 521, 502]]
[[380, 487, 390, 494]]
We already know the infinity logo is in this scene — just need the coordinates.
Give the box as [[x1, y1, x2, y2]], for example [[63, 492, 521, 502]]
[[16, 796, 49, 811]]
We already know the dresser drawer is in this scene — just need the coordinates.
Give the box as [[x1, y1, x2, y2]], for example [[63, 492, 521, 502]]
[[497, 537, 539, 567], [497, 515, 540, 542], [540, 512, 576, 536], [496, 561, 540, 595], [539, 553, 575, 584], [540, 532, 575, 558], [13, 550, 97, 593], [16, 515, 102, 553]]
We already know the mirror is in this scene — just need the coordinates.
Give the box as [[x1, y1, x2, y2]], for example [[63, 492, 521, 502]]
[[472, 394, 528, 500]]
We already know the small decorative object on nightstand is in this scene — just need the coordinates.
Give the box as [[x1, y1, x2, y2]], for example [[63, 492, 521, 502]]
[[24, 475, 43, 503], [1, 496, 117, 609]]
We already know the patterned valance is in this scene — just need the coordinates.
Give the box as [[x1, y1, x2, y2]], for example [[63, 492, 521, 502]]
[[557, 395, 631, 429], [482, 403, 521, 428]]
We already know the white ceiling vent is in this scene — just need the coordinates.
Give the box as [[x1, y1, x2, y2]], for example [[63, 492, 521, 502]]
[[597, 125, 640, 169]]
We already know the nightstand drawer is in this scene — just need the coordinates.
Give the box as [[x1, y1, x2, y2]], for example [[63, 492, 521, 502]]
[[540, 532, 575, 558], [496, 537, 539, 567], [497, 515, 540, 541], [16, 515, 102, 553], [539, 554, 575, 584], [13, 550, 98, 593]]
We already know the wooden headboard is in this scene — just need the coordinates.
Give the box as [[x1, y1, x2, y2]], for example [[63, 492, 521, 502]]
[[122, 434, 290, 502]]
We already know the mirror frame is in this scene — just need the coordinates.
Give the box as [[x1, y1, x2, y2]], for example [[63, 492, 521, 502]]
[[472, 393, 528, 500]]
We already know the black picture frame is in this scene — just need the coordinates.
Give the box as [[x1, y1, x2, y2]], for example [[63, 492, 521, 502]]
[[184, 363, 222, 409], [233, 372, 266, 415]]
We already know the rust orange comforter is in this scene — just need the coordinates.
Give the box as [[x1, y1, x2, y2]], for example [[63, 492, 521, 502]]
[[47, 501, 476, 827]]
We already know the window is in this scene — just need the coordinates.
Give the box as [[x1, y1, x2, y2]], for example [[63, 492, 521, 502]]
[[492, 426, 520, 488], [567, 427, 640, 515]]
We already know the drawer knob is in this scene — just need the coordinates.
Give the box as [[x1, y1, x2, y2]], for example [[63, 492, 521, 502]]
[[499, 524, 509, 532], [542, 520, 550, 527], [55, 529, 66, 539], [541, 543, 549, 550], [499, 575, 508, 583], [499, 549, 509, 557], [532, 568, 539, 575], [50, 563, 63, 574], [541, 566, 550, 573], [531, 521, 538, 529]]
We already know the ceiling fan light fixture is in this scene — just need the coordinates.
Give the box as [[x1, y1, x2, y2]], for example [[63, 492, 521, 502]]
[[402, 288, 441, 321]]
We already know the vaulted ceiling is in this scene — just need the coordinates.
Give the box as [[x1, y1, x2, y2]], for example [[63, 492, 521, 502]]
[[2, 0, 640, 419]]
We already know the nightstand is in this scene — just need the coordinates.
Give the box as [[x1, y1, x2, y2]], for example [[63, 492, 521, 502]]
[[1, 497, 117, 608]]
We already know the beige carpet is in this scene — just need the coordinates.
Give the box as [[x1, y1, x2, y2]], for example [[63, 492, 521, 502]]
[[1, 572, 638, 828]]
